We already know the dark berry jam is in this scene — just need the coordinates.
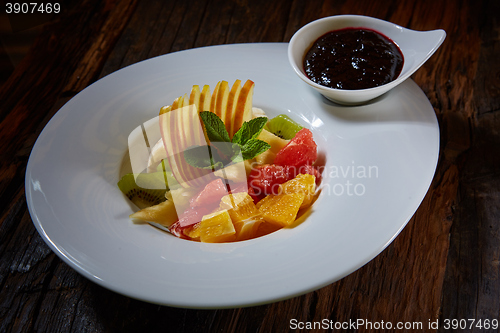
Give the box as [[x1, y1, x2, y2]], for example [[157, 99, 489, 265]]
[[303, 28, 404, 90]]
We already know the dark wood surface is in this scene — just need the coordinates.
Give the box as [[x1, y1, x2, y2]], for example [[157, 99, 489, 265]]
[[1, 0, 499, 332]]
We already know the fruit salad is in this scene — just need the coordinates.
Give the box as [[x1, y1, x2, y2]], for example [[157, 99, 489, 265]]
[[118, 79, 322, 242]]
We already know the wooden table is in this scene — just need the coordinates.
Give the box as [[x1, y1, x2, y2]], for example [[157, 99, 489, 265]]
[[1, 0, 499, 331]]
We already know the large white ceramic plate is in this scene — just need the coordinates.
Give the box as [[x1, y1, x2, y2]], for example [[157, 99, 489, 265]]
[[25, 43, 439, 308]]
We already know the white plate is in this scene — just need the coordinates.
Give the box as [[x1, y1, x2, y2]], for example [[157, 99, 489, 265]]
[[25, 43, 439, 308]]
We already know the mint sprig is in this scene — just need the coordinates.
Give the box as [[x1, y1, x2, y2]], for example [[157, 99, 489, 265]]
[[185, 112, 270, 169], [199, 111, 231, 143]]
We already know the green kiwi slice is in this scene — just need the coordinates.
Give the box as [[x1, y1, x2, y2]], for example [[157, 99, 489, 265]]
[[265, 114, 303, 140], [118, 172, 169, 209]]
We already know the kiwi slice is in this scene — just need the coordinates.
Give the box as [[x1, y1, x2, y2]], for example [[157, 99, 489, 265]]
[[265, 114, 303, 140], [118, 172, 169, 209]]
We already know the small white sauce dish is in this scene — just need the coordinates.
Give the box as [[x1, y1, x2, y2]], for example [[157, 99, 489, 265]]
[[288, 15, 446, 105]]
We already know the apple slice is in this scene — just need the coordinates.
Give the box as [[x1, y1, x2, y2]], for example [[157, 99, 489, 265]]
[[210, 81, 221, 112], [189, 85, 201, 111], [215, 80, 230, 123], [171, 95, 183, 110], [159, 104, 212, 188], [226, 79, 242, 137], [233, 79, 255, 136], [157, 79, 255, 188], [200, 85, 211, 111], [159, 105, 171, 115]]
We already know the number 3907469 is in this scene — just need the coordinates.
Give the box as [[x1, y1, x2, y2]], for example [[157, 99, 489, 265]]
[[5, 3, 60, 14]]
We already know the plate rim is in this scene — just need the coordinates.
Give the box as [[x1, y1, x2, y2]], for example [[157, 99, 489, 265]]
[[25, 42, 440, 308]]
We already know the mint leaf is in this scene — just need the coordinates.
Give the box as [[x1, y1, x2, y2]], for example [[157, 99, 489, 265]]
[[232, 117, 268, 145], [246, 117, 268, 139], [195, 113, 270, 164], [199, 111, 230, 143], [183, 145, 224, 170], [240, 139, 271, 160], [230, 123, 250, 146]]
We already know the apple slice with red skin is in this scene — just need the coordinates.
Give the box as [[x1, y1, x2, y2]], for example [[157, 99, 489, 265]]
[[189, 85, 201, 111], [214, 81, 230, 121], [232, 80, 254, 137], [210, 81, 221, 112], [200, 85, 211, 111], [159, 104, 211, 188], [226, 79, 242, 137]]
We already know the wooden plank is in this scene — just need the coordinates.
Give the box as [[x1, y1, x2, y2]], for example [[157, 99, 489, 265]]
[[438, 0, 500, 330], [0, 1, 139, 332], [0, 0, 138, 217]]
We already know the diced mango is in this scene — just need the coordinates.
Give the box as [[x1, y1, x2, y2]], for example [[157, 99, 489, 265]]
[[257, 192, 305, 227], [279, 173, 316, 209], [199, 210, 236, 243]]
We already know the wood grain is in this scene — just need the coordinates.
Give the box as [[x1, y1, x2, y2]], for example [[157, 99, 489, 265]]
[[0, 0, 499, 332]]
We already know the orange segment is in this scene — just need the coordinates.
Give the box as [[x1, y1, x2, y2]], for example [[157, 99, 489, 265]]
[[199, 210, 236, 243], [279, 173, 316, 209], [233, 218, 263, 241], [220, 192, 263, 241], [220, 192, 259, 221], [183, 222, 201, 241], [257, 192, 305, 227], [254, 222, 282, 238]]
